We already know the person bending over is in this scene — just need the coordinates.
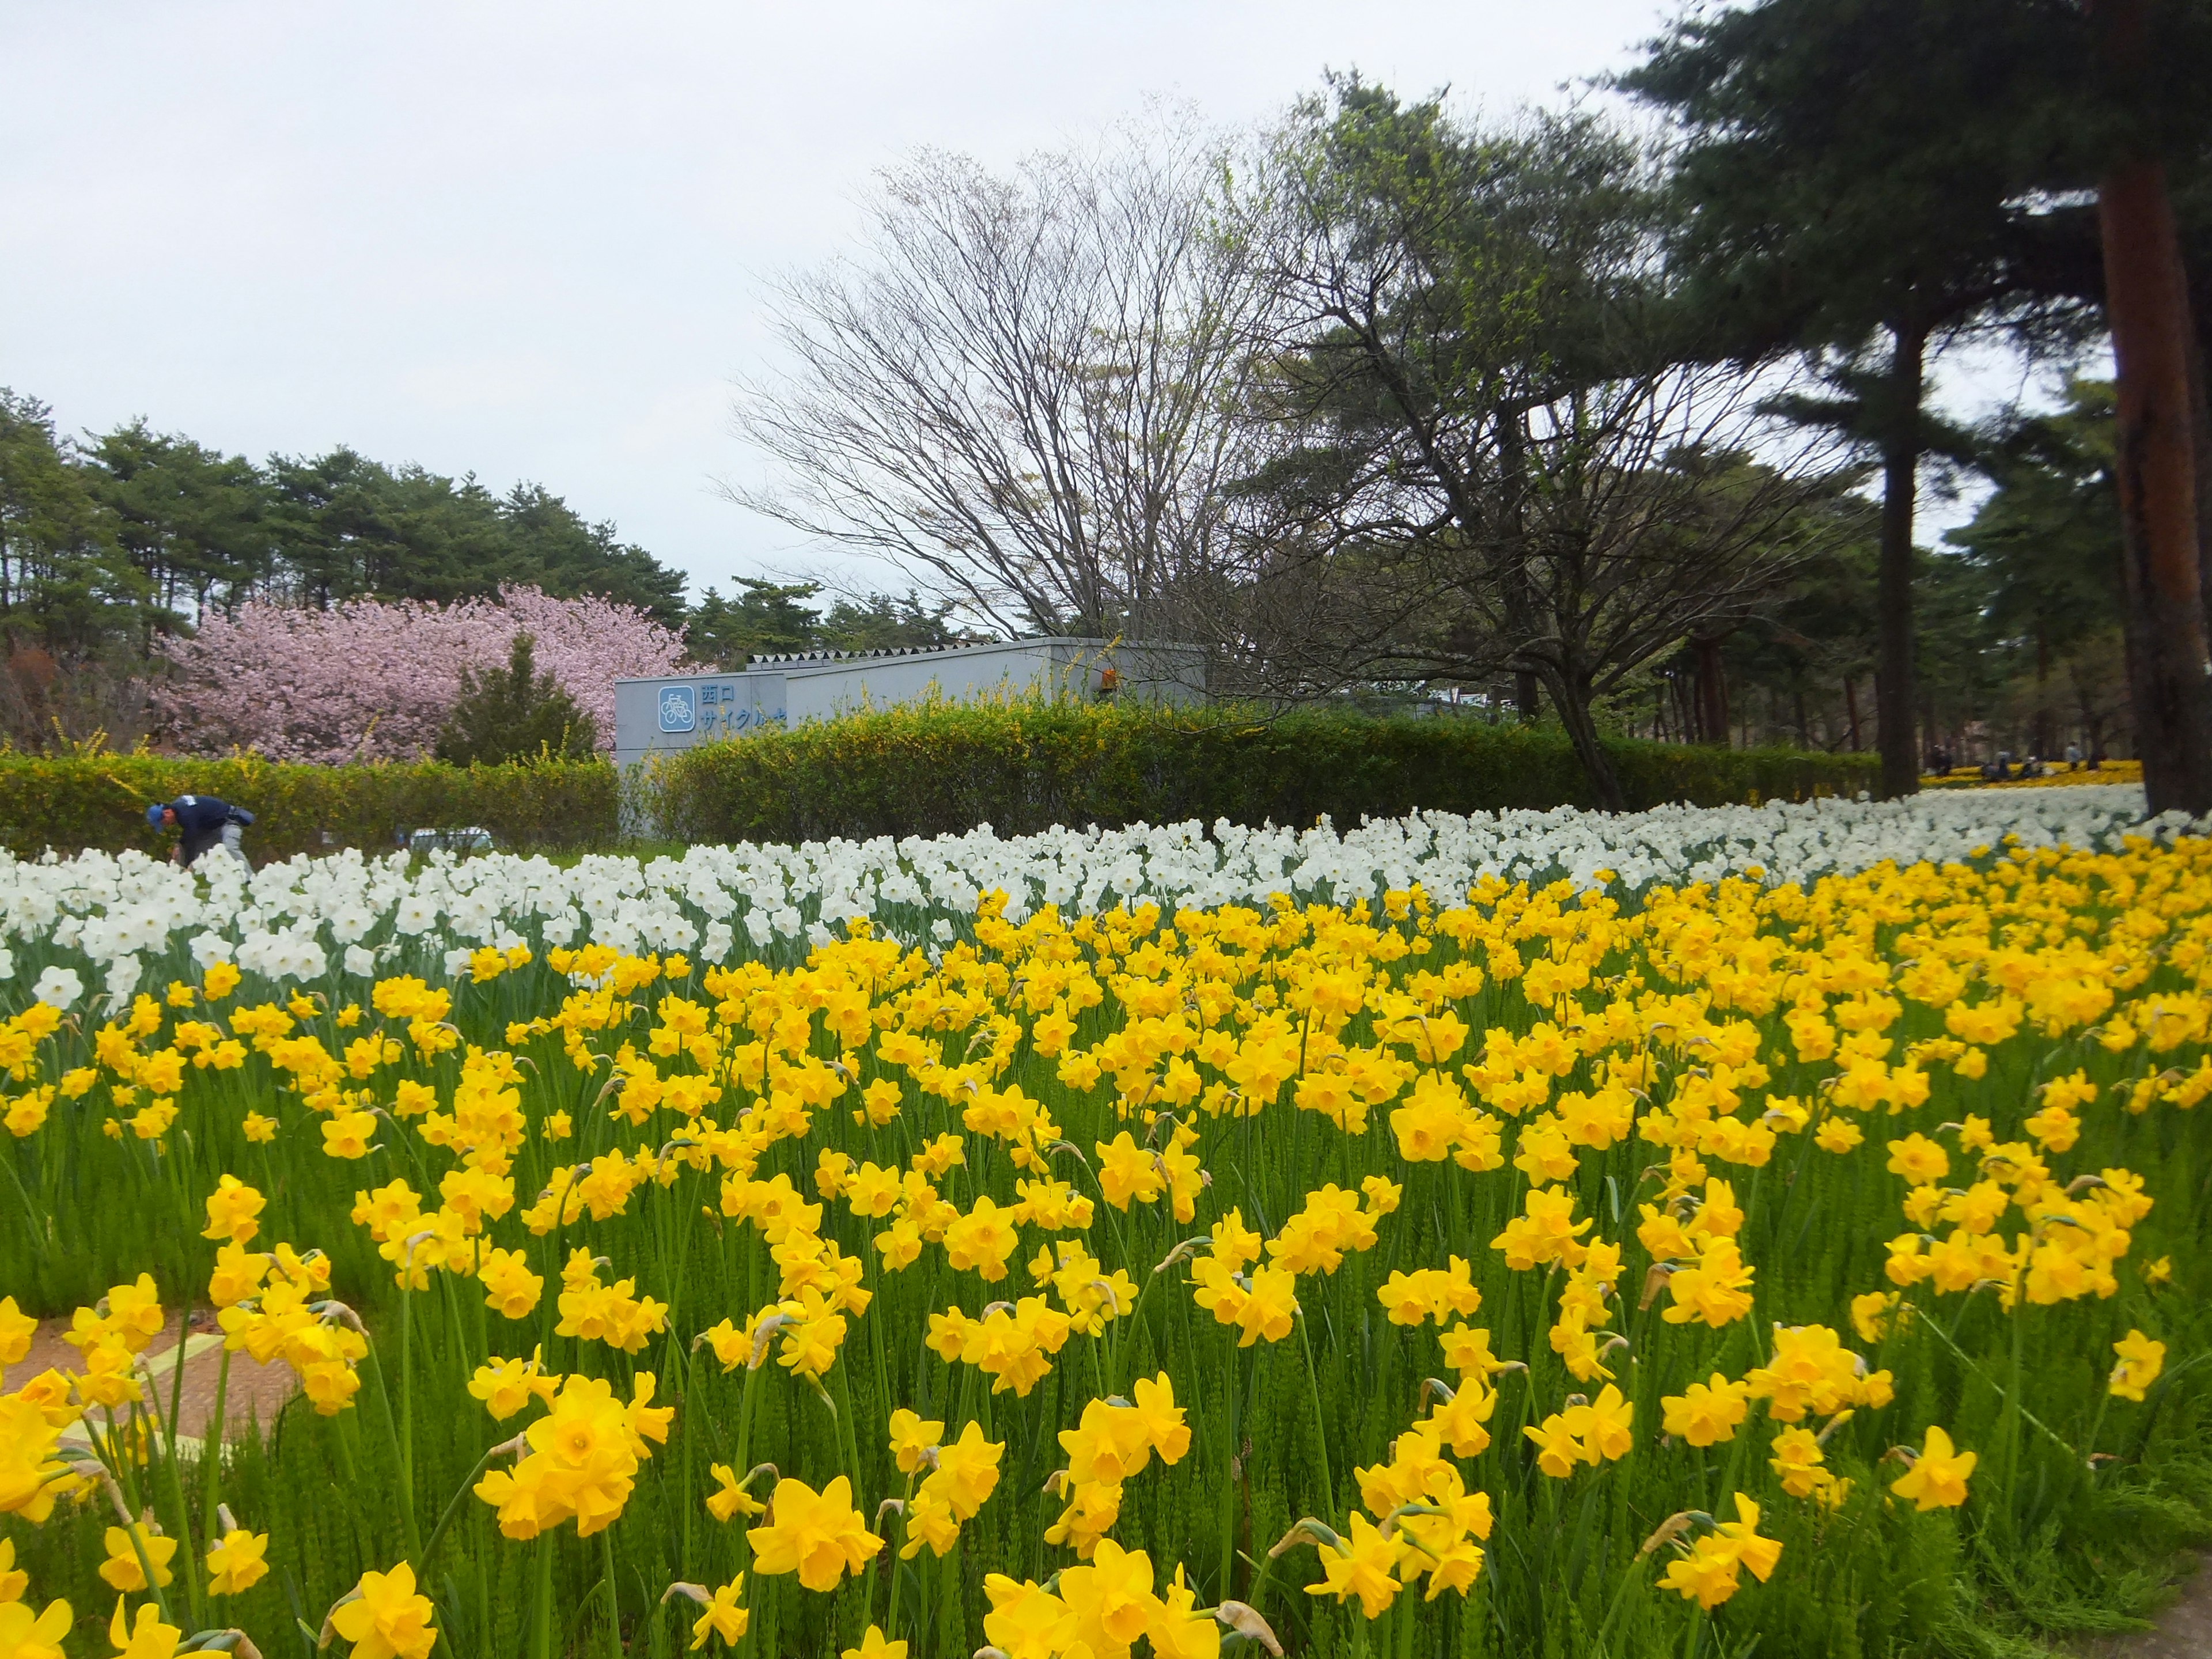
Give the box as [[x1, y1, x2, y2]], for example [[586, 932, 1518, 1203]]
[[146, 794, 255, 870]]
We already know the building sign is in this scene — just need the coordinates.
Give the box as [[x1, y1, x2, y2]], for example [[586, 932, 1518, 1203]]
[[658, 685, 696, 733]]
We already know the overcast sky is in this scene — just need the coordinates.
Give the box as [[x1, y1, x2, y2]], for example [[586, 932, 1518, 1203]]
[[2, 2, 1703, 599]]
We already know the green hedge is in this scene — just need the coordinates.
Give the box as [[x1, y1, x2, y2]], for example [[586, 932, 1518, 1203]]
[[649, 700, 1880, 843], [0, 711, 1880, 860], [0, 752, 620, 861]]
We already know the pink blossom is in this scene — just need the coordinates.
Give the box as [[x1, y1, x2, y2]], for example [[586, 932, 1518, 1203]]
[[152, 586, 685, 762]]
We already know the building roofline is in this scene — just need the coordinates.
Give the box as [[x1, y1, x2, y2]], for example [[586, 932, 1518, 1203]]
[[616, 637, 1199, 685]]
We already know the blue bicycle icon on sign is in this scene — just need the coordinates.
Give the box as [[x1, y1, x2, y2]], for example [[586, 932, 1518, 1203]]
[[658, 686, 697, 733]]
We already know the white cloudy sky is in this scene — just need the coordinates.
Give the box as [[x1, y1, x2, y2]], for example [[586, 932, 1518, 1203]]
[[0, 2, 1685, 597], [6, 1, 2033, 602]]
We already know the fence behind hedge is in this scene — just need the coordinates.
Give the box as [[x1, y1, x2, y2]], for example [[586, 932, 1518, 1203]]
[[649, 700, 1881, 844], [0, 752, 621, 861]]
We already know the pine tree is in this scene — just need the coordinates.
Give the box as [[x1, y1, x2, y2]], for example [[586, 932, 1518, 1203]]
[[433, 631, 598, 766], [1627, 0, 2212, 808], [1622, 0, 2082, 798]]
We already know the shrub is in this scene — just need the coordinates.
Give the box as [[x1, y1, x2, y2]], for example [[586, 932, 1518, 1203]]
[[433, 632, 599, 766], [647, 699, 1883, 843], [0, 750, 620, 859]]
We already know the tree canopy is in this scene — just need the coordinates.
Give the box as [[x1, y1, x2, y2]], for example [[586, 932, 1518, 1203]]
[[0, 402, 694, 662]]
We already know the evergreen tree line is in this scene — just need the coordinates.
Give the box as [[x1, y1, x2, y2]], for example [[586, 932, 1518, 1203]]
[[0, 391, 691, 640], [1623, 380, 2126, 768], [0, 392, 963, 747]]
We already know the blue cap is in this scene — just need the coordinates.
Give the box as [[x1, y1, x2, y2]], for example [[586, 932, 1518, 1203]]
[[146, 803, 165, 827]]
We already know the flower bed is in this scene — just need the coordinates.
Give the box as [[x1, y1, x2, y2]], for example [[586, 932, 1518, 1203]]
[[1924, 761, 2146, 791], [1, 791, 2209, 1657]]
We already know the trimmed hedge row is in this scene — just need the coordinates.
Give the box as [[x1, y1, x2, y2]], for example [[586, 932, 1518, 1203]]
[[650, 700, 1880, 843], [0, 709, 1879, 859], [0, 753, 620, 861]]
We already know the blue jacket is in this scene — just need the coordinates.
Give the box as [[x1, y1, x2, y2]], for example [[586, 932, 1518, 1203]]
[[157, 794, 252, 859]]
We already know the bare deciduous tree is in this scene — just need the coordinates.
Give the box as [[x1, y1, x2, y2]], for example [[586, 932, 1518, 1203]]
[[728, 111, 1271, 646]]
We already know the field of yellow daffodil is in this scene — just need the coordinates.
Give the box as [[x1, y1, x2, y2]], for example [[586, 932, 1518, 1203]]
[[5, 825, 2212, 1658], [1925, 760, 2147, 791]]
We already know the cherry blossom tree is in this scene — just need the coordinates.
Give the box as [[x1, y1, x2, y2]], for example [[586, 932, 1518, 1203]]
[[152, 586, 685, 762]]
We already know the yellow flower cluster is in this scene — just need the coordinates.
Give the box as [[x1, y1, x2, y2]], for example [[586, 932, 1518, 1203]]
[[1046, 1374, 1191, 1558], [472, 1371, 672, 1538], [984, 1546, 1219, 1659], [6, 830, 2210, 1656], [882, 1410, 1004, 1558]]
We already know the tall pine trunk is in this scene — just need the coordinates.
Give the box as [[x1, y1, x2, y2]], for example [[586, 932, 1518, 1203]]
[[2034, 627, 2054, 760], [2187, 278, 2212, 644], [2098, 0, 2212, 813], [1694, 634, 1730, 744], [1876, 320, 1926, 799]]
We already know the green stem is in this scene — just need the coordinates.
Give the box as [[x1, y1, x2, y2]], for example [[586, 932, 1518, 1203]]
[[887, 1472, 915, 1639], [2082, 1389, 2114, 1468], [155, 1321, 206, 1628], [834, 1357, 870, 1542], [1594, 1550, 1652, 1654], [1917, 1299, 2078, 1460], [917, 1530, 932, 1659], [1221, 1339, 1241, 1600], [400, 1279, 416, 1532], [199, 1343, 233, 1546], [733, 1361, 765, 1528], [414, 1437, 517, 1581], [100, 1404, 147, 1533], [362, 1331, 422, 1558], [1296, 1308, 1335, 1512], [95, 1424, 176, 1630], [2003, 1290, 2028, 1525], [1109, 1265, 1164, 1395], [0, 1146, 49, 1257], [601, 1524, 624, 1659], [531, 1532, 556, 1659]]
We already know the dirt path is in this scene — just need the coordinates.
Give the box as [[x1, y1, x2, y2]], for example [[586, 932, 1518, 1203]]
[[2080, 1556, 2212, 1658], [14, 1312, 298, 1442]]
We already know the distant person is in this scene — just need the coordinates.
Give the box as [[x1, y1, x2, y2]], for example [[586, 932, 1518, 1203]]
[[2065, 742, 2082, 770], [147, 794, 254, 870]]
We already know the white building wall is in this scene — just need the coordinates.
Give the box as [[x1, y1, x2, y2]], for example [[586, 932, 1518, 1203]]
[[612, 638, 1203, 772]]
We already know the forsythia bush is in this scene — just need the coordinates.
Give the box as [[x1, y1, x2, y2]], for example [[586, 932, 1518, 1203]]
[[2, 830, 2210, 1656], [0, 751, 622, 859], [649, 701, 1881, 843]]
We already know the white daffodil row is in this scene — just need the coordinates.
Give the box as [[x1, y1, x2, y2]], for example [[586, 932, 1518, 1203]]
[[3, 783, 2186, 1010]]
